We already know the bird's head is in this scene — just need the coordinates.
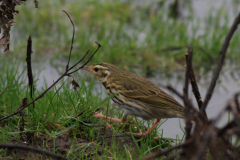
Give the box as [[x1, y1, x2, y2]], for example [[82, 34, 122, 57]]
[[82, 62, 119, 82]]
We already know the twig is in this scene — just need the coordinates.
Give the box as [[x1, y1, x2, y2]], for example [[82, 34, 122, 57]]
[[0, 11, 101, 122], [234, 92, 240, 112], [26, 36, 35, 108], [185, 49, 203, 109], [0, 85, 10, 97], [201, 11, 240, 113], [163, 150, 185, 160], [67, 49, 90, 71], [184, 47, 207, 119], [34, 0, 39, 8], [218, 121, 235, 136], [183, 47, 191, 102], [0, 46, 100, 122], [66, 42, 102, 75], [194, 106, 229, 160], [0, 143, 68, 160], [140, 139, 192, 160], [63, 10, 75, 72], [19, 98, 27, 142], [183, 47, 192, 140], [165, 85, 207, 122]]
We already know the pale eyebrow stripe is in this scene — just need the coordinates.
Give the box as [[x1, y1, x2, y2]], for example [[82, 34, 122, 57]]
[[94, 65, 108, 69]]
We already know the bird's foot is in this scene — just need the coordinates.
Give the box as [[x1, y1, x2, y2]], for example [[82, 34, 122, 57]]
[[126, 129, 161, 141], [94, 112, 112, 128], [94, 112, 124, 128]]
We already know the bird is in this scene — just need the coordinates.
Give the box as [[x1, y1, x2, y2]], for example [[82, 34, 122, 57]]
[[82, 62, 184, 136]]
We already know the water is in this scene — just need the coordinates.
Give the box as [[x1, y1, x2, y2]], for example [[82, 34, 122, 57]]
[[8, 0, 240, 139]]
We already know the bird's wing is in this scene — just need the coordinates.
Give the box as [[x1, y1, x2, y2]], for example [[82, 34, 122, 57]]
[[116, 76, 184, 112]]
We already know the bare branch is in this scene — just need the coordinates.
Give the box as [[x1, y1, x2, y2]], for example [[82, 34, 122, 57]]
[[67, 42, 102, 75], [141, 139, 192, 160], [62, 10, 75, 72], [0, 143, 67, 160], [0, 11, 101, 122], [34, 0, 39, 8], [26, 36, 35, 108], [201, 11, 240, 113], [185, 47, 207, 119]]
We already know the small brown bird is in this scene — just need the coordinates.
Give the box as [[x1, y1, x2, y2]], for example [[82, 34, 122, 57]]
[[83, 63, 184, 136]]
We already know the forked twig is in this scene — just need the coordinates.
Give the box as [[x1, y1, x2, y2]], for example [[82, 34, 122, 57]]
[[67, 42, 102, 75], [0, 11, 101, 122], [141, 11, 240, 160]]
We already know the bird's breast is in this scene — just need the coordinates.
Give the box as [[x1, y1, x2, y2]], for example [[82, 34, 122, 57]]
[[102, 80, 111, 94]]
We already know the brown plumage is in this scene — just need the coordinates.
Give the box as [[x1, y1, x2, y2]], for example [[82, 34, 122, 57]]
[[83, 62, 184, 136]]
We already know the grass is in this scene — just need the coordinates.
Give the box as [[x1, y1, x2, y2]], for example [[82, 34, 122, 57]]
[[0, 57, 185, 159], [8, 0, 240, 74], [1, 0, 240, 159]]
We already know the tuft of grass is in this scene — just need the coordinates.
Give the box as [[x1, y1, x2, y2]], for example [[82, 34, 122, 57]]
[[0, 57, 180, 159]]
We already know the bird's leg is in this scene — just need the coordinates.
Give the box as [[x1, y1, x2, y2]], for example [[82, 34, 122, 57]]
[[94, 112, 127, 128], [127, 119, 161, 137], [145, 119, 161, 135]]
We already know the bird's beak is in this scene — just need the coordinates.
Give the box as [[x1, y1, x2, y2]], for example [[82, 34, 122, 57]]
[[82, 66, 91, 72]]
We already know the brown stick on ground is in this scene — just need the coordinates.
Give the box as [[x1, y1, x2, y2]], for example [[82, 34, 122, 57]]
[[0, 143, 67, 160], [141, 139, 192, 160]]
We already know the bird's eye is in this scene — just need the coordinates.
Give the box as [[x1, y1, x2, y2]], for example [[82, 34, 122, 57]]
[[94, 68, 99, 72]]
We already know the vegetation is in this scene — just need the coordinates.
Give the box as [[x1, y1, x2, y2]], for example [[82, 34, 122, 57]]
[[9, 0, 240, 73], [1, 0, 240, 159], [0, 55, 182, 159]]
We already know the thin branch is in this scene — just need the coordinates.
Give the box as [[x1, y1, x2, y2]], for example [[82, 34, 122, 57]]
[[34, 0, 39, 8], [185, 48, 207, 119], [194, 106, 229, 159], [183, 47, 191, 103], [0, 143, 68, 160], [201, 11, 240, 113], [234, 92, 240, 112], [0, 11, 101, 122], [0, 85, 10, 97], [165, 85, 207, 122], [63, 10, 75, 72], [67, 42, 102, 75], [68, 49, 90, 71], [163, 150, 185, 160], [183, 47, 192, 141], [185, 51, 203, 108], [0, 74, 65, 121], [141, 139, 192, 160]]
